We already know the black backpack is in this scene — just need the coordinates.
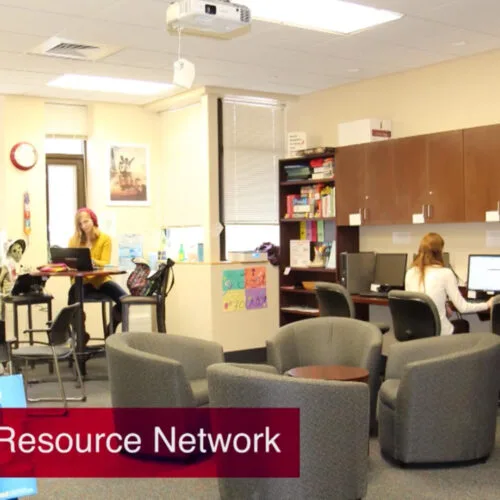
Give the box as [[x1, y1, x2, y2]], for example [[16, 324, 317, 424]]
[[127, 258, 175, 297]]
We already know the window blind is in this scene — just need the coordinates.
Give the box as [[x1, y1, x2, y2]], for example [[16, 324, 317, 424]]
[[44, 103, 88, 137], [222, 98, 285, 224]]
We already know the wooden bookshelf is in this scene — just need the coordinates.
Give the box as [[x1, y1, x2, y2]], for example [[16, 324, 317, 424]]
[[278, 152, 359, 326]]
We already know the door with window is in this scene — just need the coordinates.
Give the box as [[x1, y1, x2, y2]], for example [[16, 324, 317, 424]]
[[46, 155, 86, 248]]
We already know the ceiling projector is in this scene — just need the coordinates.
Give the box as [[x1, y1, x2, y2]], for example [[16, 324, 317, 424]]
[[166, 0, 251, 38]]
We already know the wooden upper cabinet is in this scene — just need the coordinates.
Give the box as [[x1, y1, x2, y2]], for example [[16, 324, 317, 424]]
[[464, 124, 500, 222], [364, 141, 397, 225], [426, 130, 464, 223], [392, 135, 427, 223], [335, 144, 366, 225]]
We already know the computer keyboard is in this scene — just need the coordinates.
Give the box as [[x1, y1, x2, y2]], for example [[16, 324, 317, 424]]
[[358, 291, 389, 299]]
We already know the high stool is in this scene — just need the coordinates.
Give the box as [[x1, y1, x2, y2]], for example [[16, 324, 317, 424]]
[[83, 292, 114, 341], [3, 294, 53, 344], [120, 295, 166, 333]]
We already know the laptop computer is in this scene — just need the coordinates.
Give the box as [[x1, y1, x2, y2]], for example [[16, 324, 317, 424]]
[[50, 247, 94, 271]]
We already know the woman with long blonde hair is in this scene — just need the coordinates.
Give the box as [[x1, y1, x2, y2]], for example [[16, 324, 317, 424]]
[[67, 208, 126, 343], [405, 232, 492, 335]]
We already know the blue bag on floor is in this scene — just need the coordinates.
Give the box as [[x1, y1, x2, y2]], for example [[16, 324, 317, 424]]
[[0, 374, 38, 499]]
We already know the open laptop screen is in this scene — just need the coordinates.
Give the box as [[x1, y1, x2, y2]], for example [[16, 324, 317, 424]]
[[50, 247, 94, 271]]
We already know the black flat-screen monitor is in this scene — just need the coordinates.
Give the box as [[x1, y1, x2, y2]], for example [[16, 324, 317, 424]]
[[467, 254, 500, 293], [374, 253, 407, 288], [50, 247, 94, 271]]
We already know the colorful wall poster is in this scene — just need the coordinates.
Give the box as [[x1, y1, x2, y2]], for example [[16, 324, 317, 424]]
[[244, 266, 266, 289], [223, 290, 246, 312], [223, 267, 267, 312], [246, 288, 268, 310], [222, 269, 245, 291]]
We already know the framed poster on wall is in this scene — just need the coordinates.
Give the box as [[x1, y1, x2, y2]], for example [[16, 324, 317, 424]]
[[108, 143, 150, 206]]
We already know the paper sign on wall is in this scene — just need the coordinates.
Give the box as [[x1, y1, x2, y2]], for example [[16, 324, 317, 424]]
[[412, 213, 425, 224], [223, 267, 267, 312], [349, 213, 361, 226]]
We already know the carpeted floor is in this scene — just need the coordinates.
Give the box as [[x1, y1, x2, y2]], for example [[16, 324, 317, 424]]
[[19, 357, 500, 499]]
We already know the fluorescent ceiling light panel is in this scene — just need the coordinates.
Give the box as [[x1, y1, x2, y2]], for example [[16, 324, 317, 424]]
[[244, 0, 403, 34], [48, 74, 175, 95]]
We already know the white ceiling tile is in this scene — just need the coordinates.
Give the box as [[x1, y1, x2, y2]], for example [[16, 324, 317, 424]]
[[0, 0, 119, 16], [0, 31, 48, 52], [0, 0, 498, 104], [419, 0, 500, 35]]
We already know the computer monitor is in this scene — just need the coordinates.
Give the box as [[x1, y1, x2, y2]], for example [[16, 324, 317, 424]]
[[373, 253, 407, 289], [412, 252, 450, 268], [467, 254, 500, 293], [50, 247, 94, 271]]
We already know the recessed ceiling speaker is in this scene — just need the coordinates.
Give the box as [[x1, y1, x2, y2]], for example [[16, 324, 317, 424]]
[[173, 58, 195, 88]]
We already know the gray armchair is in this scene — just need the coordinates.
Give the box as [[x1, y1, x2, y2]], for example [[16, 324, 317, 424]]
[[208, 363, 370, 500], [378, 333, 500, 465], [266, 316, 382, 431], [106, 332, 224, 408]]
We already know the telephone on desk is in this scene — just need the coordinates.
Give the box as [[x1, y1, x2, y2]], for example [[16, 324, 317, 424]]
[[358, 284, 401, 299]]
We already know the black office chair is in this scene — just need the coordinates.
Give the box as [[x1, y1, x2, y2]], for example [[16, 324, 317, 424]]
[[388, 290, 440, 341], [315, 282, 390, 334], [490, 295, 500, 335]]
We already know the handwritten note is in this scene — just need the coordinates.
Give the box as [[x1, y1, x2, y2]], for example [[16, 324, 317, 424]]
[[223, 290, 245, 312]]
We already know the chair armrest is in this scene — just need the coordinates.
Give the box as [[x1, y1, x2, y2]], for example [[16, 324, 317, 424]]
[[266, 333, 299, 373], [120, 295, 157, 305], [228, 363, 279, 374], [385, 336, 470, 379]]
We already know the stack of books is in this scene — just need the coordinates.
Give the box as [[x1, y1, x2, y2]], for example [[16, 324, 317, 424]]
[[310, 157, 334, 180], [284, 184, 335, 219], [284, 164, 311, 181]]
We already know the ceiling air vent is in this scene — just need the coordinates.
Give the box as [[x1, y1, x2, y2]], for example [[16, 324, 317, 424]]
[[29, 37, 122, 61]]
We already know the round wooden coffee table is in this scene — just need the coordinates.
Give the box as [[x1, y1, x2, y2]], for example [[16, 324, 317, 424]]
[[286, 365, 369, 383]]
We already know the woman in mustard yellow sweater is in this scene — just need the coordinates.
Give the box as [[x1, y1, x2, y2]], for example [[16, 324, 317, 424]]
[[68, 208, 126, 337]]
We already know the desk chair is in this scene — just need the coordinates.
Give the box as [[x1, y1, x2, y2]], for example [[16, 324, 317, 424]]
[[120, 262, 175, 333], [490, 295, 500, 335], [315, 282, 390, 334], [388, 290, 440, 341], [8, 303, 86, 409]]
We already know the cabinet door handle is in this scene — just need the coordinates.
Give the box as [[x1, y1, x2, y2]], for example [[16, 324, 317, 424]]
[[363, 207, 368, 221], [427, 204, 432, 219], [421, 204, 426, 217], [497, 201, 500, 214]]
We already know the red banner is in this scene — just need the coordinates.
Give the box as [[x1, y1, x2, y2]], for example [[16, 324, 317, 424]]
[[0, 408, 299, 478]]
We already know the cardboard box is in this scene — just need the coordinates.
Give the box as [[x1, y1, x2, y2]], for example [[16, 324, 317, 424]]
[[338, 119, 392, 146]]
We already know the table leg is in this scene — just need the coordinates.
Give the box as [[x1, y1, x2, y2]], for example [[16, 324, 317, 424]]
[[73, 276, 87, 376]]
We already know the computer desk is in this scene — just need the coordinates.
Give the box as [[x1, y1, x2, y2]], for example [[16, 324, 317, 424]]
[[350, 287, 490, 322]]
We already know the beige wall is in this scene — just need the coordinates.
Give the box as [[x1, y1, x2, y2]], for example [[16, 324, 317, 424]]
[[287, 49, 500, 146], [287, 48, 500, 275], [0, 96, 162, 338]]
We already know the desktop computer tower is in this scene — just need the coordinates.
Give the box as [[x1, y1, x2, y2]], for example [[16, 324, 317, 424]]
[[338, 252, 376, 294]]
